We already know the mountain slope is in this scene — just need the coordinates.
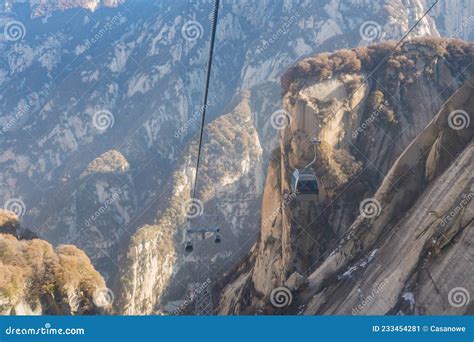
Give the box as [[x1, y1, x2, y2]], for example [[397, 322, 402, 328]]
[[116, 92, 263, 314], [217, 38, 473, 314], [0, 210, 108, 315]]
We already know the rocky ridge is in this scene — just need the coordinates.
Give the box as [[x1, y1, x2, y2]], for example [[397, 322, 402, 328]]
[[217, 38, 474, 315]]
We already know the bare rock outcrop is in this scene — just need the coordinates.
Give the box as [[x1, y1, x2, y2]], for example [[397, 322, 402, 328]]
[[217, 38, 473, 315], [0, 210, 107, 315]]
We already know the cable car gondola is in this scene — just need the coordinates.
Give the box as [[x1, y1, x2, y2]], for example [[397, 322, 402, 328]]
[[185, 241, 194, 253]]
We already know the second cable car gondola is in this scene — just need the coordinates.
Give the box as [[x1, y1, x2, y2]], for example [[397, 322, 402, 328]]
[[291, 138, 320, 199], [291, 168, 319, 195], [184, 228, 221, 252]]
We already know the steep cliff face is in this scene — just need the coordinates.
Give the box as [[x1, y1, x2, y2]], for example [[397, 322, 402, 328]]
[[301, 78, 473, 315], [218, 38, 473, 314], [0, 210, 107, 315], [116, 93, 263, 314]]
